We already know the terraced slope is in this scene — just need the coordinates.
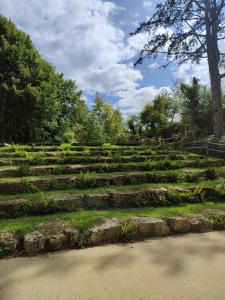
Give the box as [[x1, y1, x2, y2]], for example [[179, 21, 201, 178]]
[[0, 144, 225, 258]]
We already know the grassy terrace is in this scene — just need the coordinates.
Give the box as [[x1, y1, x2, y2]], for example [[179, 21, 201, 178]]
[[0, 144, 225, 238], [1, 201, 225, 234]]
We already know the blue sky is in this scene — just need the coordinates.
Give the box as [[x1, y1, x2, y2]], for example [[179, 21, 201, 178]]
[[0, 0, 209, 115]]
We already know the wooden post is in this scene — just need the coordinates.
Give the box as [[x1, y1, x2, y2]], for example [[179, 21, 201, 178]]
[[204, 141, 209, 156]]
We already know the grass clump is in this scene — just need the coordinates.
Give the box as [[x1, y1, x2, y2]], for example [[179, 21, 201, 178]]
[[120, 218, 136, 241]]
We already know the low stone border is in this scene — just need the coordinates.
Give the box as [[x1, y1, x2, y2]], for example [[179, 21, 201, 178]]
[[0, 165, 219, 195], [0, 187, 208, 218], [0, 213, 224, 258]]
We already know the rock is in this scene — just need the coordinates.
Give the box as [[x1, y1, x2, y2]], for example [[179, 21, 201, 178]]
[[63, 228, 79, 247], [110, 191, 140, 207], [52, 194, 85, 210], [47, 234, 67, 251], [202, 187, 217, 198], [65, 165, 86, 173], [31, 166, 56, 175], [128, 173, 149, 184], [110, 175, 126, 186], [0, 232, 17, 253], [92, 176, 110, 187], [87, 218, 121, 246], [24, 231, 45, 254], [166, 216, 191, 233], [132, 217, 170, 237], [0, 169, 17, 177], [85, 193, 109, 208], [0, 199, 30, 217], [37, 221, 78, 251], [0, 181, 24, 194], [189, 215, 212, 232], [141, 188, 168, 202]]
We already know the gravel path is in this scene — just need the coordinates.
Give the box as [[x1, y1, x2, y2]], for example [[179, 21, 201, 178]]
[[1, 231, 225, 300]]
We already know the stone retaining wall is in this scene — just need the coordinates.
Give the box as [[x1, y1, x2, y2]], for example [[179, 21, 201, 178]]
[[0, 213, 224, 258], [0, 187, 209, 218]]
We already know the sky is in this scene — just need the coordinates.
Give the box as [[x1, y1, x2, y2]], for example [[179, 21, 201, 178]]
[[0, 0, 210, 116]]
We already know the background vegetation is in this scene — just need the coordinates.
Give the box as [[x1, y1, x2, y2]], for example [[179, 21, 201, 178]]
[[1, 15, 225, 144]]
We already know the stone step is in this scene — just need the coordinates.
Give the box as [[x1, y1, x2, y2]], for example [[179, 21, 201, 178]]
[[0, 167, 205, 195], [0, 187, 211, 218], [0, 214, 221, 258]]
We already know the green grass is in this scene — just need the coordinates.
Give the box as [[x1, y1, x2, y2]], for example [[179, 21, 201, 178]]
[[0, 201, 225, 234]]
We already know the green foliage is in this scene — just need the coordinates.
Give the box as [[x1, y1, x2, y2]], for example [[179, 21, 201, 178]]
[[24, 152, 44, 165], [75, 112, 105, 144], [0, 16, 86, 143], [167, 187, 205, 204], [78, 171, 94, 188], [0, 244, 10, 258], [179, 78, 213, 137], [17, 164, 30, 177], [205, 168, 219, 180], [93, 95, 125, 142], [140, 91, 179, 137], [20, 178, 38, 193], [211, 214, 225, 230], [120, 219, 136, 240], [82, 146, 90, 156]]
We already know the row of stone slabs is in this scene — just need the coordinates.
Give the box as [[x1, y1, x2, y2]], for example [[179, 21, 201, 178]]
[[0, 215, 217, 258]]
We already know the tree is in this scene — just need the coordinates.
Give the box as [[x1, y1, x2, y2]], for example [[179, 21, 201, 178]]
[[140, 103, 168, 136], [0, 16, 85, 143], [127, 115, 143, 136], [93, 94, 125, 142], [178, 77, 213, 137], [132, 0, 225, 137], [76, 112, 105, 144], [140, 91, 179, 137]]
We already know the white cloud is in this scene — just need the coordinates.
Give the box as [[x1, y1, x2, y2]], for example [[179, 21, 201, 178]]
[[0, 0, 167, 115], [148, 62, 160, 69], [117, 86, 171, 116], [173, 60, 210, 85], [143, 0, 153, 9]]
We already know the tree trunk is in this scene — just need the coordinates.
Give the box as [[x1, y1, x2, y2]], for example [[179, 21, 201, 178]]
[[208, 69, 224, 137], [205, 3, 224, 137]]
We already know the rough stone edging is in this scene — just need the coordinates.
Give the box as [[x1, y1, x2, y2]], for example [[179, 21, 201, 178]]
[[0, 186, 213, 218], [0, 213, 224, 259]]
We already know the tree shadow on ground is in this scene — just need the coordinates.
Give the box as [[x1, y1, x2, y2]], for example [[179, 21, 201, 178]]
[[141, 231, 225, 276], [1, 232, 225, 299]]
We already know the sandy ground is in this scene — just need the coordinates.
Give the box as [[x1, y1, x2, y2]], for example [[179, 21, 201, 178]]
[[0, 232, 225, 300]]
